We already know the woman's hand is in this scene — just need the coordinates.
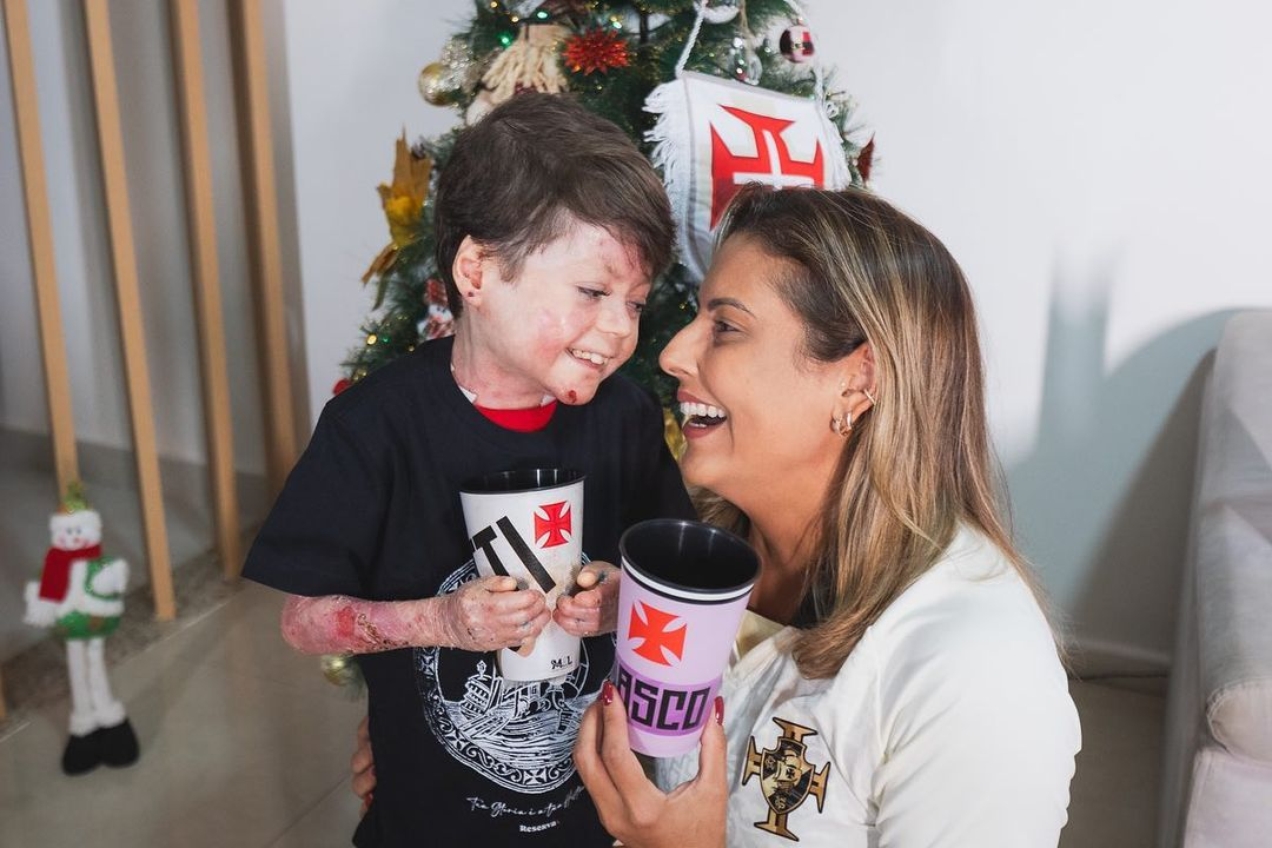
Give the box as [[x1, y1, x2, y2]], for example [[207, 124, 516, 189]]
[[574, 680, 728, 848], [351, 715, 376, 816], [556, 562, 620, 637], [438, 575, 550, 652]]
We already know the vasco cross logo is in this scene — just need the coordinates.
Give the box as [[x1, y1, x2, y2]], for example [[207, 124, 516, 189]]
[[709, 106, 825, 228], [742, 717, 830, 841], [534, 501, 572, 548], [627, 601, 686, 666]]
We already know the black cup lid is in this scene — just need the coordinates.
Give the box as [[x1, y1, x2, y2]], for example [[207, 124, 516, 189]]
[[460, 468, 585, 495]]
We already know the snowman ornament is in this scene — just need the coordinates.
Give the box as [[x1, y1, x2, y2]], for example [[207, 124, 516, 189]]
[[24, 491, 140, 775]]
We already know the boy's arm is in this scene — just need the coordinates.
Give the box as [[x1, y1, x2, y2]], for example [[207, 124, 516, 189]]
[[280, 575, 551, 655]]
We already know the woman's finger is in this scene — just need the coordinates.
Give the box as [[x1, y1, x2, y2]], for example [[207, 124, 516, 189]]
[[352, 764, 376, 799], [574, 698, 624, 820], [596, 681, 657, 792], [694, 697, 728, 790]]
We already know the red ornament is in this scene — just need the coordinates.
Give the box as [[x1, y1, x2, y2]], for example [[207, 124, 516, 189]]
[[563, 28, 630, 75], [332, 378, 353, 395], [779, 24, 815, 63], [422, 277, 455, 340], [857, 135, 876, 183]]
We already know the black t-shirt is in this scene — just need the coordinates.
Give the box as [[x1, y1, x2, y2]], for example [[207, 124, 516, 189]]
[[243, 336, 695, 847]]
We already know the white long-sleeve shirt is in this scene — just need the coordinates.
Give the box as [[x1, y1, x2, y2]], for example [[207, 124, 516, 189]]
[[654, 526, 1081, 847]]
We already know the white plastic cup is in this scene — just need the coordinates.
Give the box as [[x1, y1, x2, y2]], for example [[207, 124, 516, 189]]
[[459, 469, 584, 681], [614, 519, 759, 757]]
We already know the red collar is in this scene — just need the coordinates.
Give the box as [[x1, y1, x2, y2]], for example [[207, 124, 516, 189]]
[[474, 401, 558, 433]]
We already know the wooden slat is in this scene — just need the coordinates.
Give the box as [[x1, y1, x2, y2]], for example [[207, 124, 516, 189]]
[[3, 0, 79, 492], [5, 0, 80, 722], [83, 0, 175, 620], [231, 0, 297, 494], [170, 0, 243, 578]]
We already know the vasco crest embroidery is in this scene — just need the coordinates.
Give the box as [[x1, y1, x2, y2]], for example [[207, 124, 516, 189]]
[[742, 717, 829, 841]]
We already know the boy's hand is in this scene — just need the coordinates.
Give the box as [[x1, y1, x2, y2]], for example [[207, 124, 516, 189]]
[[555, 562, 619, 637], [351, 715, 375, 816], [437, 575, 550, 652]]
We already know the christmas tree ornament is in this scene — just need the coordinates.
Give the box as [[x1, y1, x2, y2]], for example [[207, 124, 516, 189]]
[[362, 135, 433, 307], [479, 23, 568, 105], [420, 278, 456, 341], [779, 23, 815, 63], [722, 35, 763, 84], [701, 0, 741, 25], [418, 61, 460, 106], [24, 485, 140, 776], [857, 134, 876, 183], [437, 37, 482, 97], [465, 89, 499, 125], [563, 27, 631, 75]]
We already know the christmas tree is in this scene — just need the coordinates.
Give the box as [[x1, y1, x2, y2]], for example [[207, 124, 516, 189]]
[[340, 0, 872, 407]]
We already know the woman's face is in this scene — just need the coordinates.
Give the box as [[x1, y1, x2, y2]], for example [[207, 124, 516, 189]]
[[660, 235, 844, 514]]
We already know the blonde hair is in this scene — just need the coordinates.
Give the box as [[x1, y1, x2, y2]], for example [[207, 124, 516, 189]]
[[696, 185, 1055, 679]]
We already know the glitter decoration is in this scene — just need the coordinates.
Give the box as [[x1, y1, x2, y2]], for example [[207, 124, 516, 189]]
[[562, 28, 630, 75], [724, 35, 763, 85]]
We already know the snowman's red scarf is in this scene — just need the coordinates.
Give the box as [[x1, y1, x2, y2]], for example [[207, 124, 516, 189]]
[[39, 545, 102, 601]]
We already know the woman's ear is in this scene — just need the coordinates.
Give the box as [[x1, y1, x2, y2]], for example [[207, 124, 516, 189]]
[[452, 236, 485, 305], [846, 342, 877, 416]]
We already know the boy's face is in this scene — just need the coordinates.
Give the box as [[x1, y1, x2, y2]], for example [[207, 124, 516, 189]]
[[460, 223, 651, 407]]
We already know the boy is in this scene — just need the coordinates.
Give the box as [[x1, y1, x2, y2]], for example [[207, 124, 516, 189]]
[[242, 93, 694, 847]]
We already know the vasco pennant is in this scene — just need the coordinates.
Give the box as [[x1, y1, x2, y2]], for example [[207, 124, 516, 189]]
[[742, 718, 830, 842], [645, 71, 852, 281]]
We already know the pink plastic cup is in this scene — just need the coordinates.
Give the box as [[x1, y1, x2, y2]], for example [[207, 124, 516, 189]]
[[614, 519, 759, 757]]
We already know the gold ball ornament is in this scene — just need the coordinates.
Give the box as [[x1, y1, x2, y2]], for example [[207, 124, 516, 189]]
[[418, 62, 459, 106], [320, 653, 364, 691]]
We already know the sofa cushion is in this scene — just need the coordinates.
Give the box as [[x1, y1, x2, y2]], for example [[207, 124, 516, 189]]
[[1197, 500, 1272, 763], [1184, 745, 1272, 847]]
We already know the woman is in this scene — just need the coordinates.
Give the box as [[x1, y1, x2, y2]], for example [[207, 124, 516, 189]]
[[573, 185, 1080, 846]]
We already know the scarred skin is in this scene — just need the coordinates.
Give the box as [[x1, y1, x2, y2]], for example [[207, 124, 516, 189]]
[[282, 563, 620, 656], [280, 575, 549, 655]]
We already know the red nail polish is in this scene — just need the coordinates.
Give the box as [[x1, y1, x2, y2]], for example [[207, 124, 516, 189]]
[[713, 695, 724, 726], [601, 679, 614, 706]]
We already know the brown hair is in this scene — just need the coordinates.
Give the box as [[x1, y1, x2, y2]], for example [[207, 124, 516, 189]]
[[434, 93, 674, 317], [696, 184, 1058, 679]]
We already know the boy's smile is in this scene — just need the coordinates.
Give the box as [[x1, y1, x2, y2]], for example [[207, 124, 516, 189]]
[[451, 221, 651, 409]]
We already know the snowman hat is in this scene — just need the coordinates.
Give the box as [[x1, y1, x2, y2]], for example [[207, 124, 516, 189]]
[[57, 481, 92, 515]]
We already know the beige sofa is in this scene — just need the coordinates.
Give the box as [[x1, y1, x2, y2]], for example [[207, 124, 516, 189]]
[[1158, 311, 1272, 846]]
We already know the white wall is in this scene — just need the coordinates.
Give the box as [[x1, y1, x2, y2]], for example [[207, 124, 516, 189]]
[[280, 0, 465, 426], [827, 0, 1272, 665], [0, 0, 271, 473]]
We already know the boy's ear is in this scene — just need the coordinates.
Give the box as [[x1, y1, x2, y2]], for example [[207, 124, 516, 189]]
[[452, 236, 485, 305]]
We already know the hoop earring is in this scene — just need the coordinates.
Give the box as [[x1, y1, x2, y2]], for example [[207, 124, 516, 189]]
[[830, 411, 852, 436], [863, 387, 877, 406]]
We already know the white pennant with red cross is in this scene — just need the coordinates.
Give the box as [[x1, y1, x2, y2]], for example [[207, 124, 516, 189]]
[[645, 70, 852, 282]]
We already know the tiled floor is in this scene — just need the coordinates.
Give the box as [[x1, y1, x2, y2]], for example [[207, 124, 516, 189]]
[[0, 579, 365, 847], [0, 573, 1166, 847]]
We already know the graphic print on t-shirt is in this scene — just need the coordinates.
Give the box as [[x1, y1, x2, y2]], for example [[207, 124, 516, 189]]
[[741, 717, 831, 841], [414, 559, 599, 794]]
